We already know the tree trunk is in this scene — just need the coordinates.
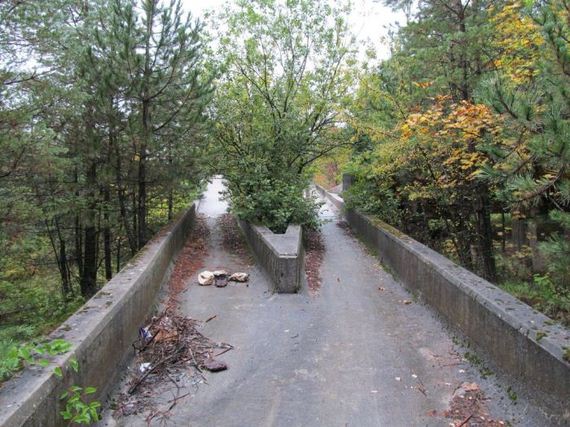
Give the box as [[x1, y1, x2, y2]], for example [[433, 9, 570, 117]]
[[512, 216, 528, 251], [103, 188, 112, 281], [46, 218, 72, 297], [80, 161, 98, 298], [116, 235, 121, 273], [114, 143, 137, 256], [475, 186, 496, 281], [137, 146, 147, 249], [168, 188, 174, 221], [55, 218, 72, 296]]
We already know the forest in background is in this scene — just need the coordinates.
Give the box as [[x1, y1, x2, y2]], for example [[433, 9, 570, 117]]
[[316, 0, 570, 325], [0, 0, 211, 376]]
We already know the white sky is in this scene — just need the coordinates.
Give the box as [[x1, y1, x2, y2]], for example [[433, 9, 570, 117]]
[[181, 0, 407, 60]]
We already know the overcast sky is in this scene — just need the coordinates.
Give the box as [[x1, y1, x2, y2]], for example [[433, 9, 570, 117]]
[[181, 0, 407, 60]]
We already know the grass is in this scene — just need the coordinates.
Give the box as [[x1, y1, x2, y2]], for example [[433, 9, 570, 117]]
[[506, 386, 518, 402], [499, 278, 570, 327]]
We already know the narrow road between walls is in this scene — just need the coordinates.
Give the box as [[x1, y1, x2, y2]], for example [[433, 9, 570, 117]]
[[110, 177, 550, 427]]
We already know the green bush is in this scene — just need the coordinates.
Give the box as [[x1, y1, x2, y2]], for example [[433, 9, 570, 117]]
[[227, 173, 320, 233]]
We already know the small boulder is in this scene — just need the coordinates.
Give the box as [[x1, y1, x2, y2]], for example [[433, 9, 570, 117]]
[[229, 272, 249, 282], [198, 271, 215, 286]]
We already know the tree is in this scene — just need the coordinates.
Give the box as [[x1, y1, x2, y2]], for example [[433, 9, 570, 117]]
[[209, 0, 357, 232], [0, 0, 211, 325], [343, 0, 569, 320]]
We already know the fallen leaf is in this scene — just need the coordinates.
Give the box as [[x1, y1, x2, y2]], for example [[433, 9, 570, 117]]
[[462, 382, 480, 392]]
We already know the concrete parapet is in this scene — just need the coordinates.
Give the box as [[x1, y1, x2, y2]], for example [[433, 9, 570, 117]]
[[316, 186, 569, 423], [238, 220, 303, 293], [314, 184, 344, 210], [0, 204, 197, 427], [342, 173, 354, 193]]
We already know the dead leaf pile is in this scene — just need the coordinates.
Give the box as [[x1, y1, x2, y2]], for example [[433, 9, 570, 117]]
[[442, 382, 505, 427], [168, 216, 209, 307], [219, 213, 251, 260], [305, 229, 325, 295]]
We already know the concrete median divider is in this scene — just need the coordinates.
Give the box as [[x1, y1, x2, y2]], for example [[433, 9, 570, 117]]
[[0, 203, 197, 427], [315, 184, 569, 423], [238, 220, 304, 293]]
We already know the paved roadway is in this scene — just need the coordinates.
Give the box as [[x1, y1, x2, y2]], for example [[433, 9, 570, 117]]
[[115, 177, 549, 427]]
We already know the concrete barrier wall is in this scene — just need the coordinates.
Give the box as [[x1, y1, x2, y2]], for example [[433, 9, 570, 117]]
[[238, 221, 303, 293], [315, 185, 569, 422], [0, 204, 197, 427]]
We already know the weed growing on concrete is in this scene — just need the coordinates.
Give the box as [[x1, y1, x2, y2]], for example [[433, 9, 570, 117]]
[[464, 351, 494, 379], [60, 386, 101, 424], [55, 355, 101, 424], [0, 338, 72, 382], [563, 347, 570, 362], [0, 336, 102, 424], [506, 386, 518, 403]]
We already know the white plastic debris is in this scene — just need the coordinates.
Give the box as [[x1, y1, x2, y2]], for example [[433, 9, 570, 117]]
[[229, 272, 249, 282], [139, 363, 152, 373], [198, 271, 215, 286]]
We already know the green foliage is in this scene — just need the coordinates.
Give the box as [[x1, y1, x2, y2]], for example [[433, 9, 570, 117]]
[[0, 338, 72, 382], [1, 0, 211, 355], [210, 0, 356, 231], [229, 174, 321, 233], [507, 386, 518, 402], [339, 0, 570, 321], [344, 178, 403, 228], [60, 386, 101, 425], [464, 351, 494, 379], [500, 275, 570, 325], [539, 212, 570, 292]]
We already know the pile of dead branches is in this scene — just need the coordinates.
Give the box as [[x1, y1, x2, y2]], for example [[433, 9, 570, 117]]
[[115, 309, 232, 420], [129, 309, 233, 395]]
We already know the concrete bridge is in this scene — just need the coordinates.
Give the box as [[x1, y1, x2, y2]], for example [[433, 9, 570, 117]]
[[0, 177, 567, 427]]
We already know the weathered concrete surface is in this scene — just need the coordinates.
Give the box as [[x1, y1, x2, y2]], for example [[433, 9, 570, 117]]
[[342, 173, 354, 193], [116, 181, 550, 427], [316, 184, 570, 423], [0, 204, 196, 427], [315, 184, 344, 210], [239, 221, 304, 293]]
